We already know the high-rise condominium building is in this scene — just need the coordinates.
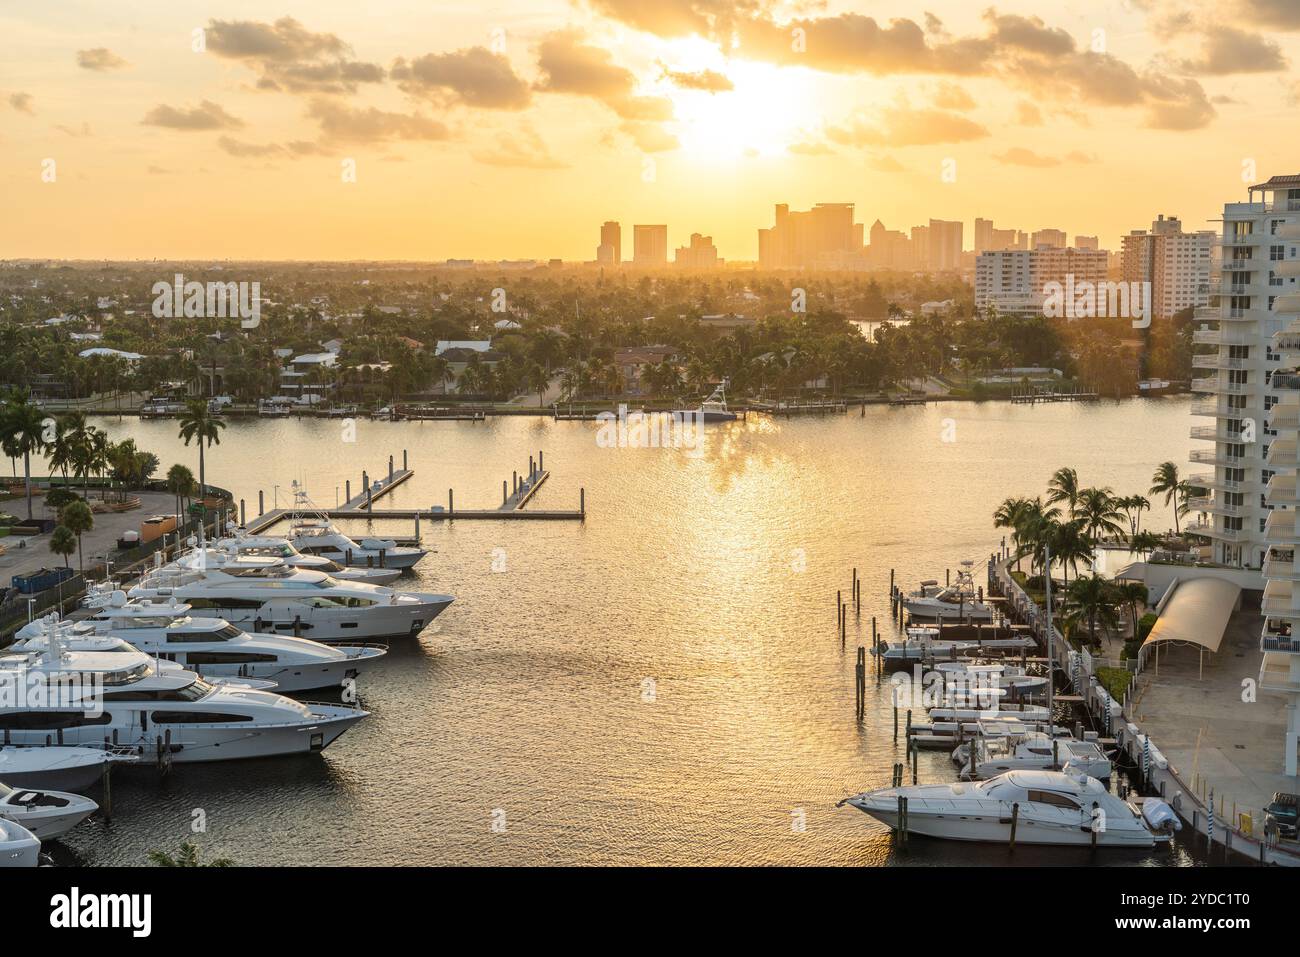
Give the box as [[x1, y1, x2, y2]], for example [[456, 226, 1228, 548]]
[[974, 218, 995, 253], [1248, 175, 1300, 774], [928, 219, 963, 271], [600, 221, 621, 264], [973, 247, 1108, 316], [1075, 235, 1100, 250], [1121, 215, 1215, 319], [1031, 228, 1068, 249], [675, 233, 720, 269], [758, 203, 863, 270], [632, 225, 668, 266]]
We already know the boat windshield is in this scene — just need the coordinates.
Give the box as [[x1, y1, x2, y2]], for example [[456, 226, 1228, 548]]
[[224, 565, 298, 579], [241, 544, 296, 558], [0, 781, 11, 798]]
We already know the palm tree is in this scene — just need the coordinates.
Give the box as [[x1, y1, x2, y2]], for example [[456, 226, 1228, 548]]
[[1150, 461, 1188, 535], [177, 400, 226, 500], [1046, 466, 1081, 515], [1075, 487, 1126, 544], [1114, 580, 1149, 643], [1119, 494, 1151, 537], [1062, 574, 1121, 648], [993, 496, 1032, 570], [1129, 530, 1162, 556], [1012, 498, 1060, 576], [523, 361, 550, 408], [147, 840, 234, 867], [0, 396, 48, 520], [1049, 519, 1094, 588], [167, 463, 197, 524], [59, 499, 94, 574], [49, 524, 76, 569]]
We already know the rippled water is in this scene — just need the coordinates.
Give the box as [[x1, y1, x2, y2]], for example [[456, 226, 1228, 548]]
[[46, 397, 1208, 866]]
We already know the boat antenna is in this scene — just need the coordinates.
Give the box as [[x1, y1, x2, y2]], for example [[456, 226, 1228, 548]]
[[1043, 542, 1055, 763]]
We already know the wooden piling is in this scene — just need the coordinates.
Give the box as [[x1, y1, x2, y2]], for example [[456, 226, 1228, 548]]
[[258, 490, 264, 515], [1009, 802, 1019, 849], [580, 488, 585, 517], [448, 488, 454, 516], [346, 479, 351, 503], [239, 498, 246, 527]]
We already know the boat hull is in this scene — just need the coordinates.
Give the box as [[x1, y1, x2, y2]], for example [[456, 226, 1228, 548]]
[[177, 646, 385, 692], [848, 799, 1154, 847], [0, 824, 39, 867], [0, 793, 98, 841], [0, 748, 114, 791], [184, 595, 452, 642], [903, 600, 995, 621]]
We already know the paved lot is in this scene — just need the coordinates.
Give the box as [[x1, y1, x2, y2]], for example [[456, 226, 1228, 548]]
[[0, 490, 179, 584], [1135, 606, 1299, 828]]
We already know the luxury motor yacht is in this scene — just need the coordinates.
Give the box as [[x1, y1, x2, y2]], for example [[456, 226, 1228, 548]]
[[288, 519, 427, 570], [931, 661, 1049, 705], [0, 780, 98, 840], [0, 746, 135, 791], [874, 625, 978, 665], [0, 637, 368, 762], [17, 599, 387, 693], [903, 562, 996, 622], [843, 770, 1174, 847], [0, 818, 39, 867], [129, 552, 452, 642], [216, 534, 402, 585]]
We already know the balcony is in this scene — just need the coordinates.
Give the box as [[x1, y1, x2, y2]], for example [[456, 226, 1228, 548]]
[[1221, 257, 1262, 272], [1275, 292, 1300, 314], [1274, 372, 1300, 391], [1193, 354, 1249, 371], [1190, 446, 1258, 467], [1187, 471, 1263, 494], [1186, 495, 1246, 517], [1267, 437, 1297, 468], [1277, 223, 1300, 241], [1267, 473, 1300, 507], [1277, 260, 1300, 278], [1266, 510, 1298, 543], [1261, 579, 1300, 617], [1263, 553, 1299, 580], [1186, 519, 1246, 541], [1259, 652, 1300, 694]]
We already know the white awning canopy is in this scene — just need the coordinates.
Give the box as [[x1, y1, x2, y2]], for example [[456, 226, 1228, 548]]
[[1143, 577, 1241, 658]]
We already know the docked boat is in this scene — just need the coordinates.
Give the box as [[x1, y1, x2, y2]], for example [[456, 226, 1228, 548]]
[[933, 661, 1049, 701], [903, 562, 996, 622], [258, 398, 293, 418], [129, 552, 451, 642], [874, 625, 977, 665], [0, 818, 39, 867], [0, 781, 98, 840], [953, 730, 1113, 780], [288, 519, 426, 570], [17, 598, 387, 693], [0, 746, 135, 791], [908, 716, 1068, 751], [0, 637, 368, 762], [843, 770, 1173, 847], [215, 534, 402, 585], [674, 383, 737, 423]]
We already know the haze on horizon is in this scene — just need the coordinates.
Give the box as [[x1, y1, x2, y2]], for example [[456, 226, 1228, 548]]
[[2, 0, 1298, 262]]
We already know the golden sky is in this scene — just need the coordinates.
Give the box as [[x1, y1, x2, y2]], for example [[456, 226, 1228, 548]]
[[3, 0, 1300, 261]]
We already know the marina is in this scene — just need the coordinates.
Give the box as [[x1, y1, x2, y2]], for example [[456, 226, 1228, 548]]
[[0, 397, 1250, 867]]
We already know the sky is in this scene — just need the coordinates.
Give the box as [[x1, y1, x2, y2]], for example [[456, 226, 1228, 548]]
[[3, 0, 1300, 262]]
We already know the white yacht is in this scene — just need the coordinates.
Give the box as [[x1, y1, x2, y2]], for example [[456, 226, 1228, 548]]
[[0, 639, 368, 762], [0, 818, 39, 867], [843, 770, 1173, 848], [0, 746, 134, 791], [933, 661, 1049, 701], [874, 625, 977, 664], [17, 599, 387, 693], [289, 519, 427, 570], [674, 383, 736, 423], [952, 730, 1113, 780], [217, 534, 402, 585], [903, 563, 996, 622], [0, 781, 98, 840], [129, 552, 452, 642]]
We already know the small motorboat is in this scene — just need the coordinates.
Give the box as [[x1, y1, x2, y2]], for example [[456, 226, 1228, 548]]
[[874, 625, 977, 665], [673, 383, 737, 423], [952, 730, 1113, 780], [843, 769, 1170, 847], [0, 746, 135, 792], [0, 781, 98, 840], [0, 818, 39, 867], [903, 562, 996, 622]]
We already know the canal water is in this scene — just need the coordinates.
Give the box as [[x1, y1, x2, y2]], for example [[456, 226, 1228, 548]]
[[50, 397, 1208, 865]]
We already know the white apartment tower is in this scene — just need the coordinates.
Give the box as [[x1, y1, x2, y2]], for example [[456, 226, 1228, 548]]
[[1121, 215, 1215, 319], [1241, 174, 1300, 774]]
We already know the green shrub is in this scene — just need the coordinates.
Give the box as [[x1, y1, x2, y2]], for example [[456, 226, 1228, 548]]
[[1136, 612, 1158, 642], [1096, 666, 1131, 701]]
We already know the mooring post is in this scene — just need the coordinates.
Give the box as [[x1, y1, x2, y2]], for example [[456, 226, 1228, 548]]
[[539, 450, 544, 472], [503, 480, 508, 505], [414, 512, 420, 542], [403, 449, 408, 470], [346, 479, 351, 504], [449, 489, 454, 517], [258, 490, 264, 516], [1009, 802, 1019, 850], [366, 484, 372, 510], [388, 455, 394, 482], [239, 499, 246, 527]]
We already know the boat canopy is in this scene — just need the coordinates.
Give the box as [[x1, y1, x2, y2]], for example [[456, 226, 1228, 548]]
[[1141, 576, 1240, 663]]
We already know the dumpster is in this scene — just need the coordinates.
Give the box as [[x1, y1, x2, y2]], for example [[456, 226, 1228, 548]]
[[12, 566, 74, 594], [140, 514, 178, 544]]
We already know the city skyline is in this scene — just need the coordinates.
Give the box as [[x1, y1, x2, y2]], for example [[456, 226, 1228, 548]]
[[5, 2, 1300, 260]]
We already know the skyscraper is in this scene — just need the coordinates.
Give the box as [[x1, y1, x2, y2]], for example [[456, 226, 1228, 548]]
[[1121, 215, 1215, 320], [675, 233, 720, 268], [632, 225, 668, 266], [758, 203, 863, 269], [600, 221, 621, 265], [928, 219, 963, 271]]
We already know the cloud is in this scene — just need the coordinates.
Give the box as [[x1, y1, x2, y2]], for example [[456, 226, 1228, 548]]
[[660, 65, 733, 92], [141, 100, 244, 130], [471, 126, 567, 168], [77, 48, 129, 71], [392, 47, 531, 109], [54, 122, 93, 137], [205, 17, 384, 94], [866, 154, 905, 172], [1014, 100, 1043, 125], [994, 147, 1096, 167], [306, 99, 449, 143], [931, 81, 976, 110], [619, 121, 679, 152], [216, 136, 331, 159], [1177, 25, 1287, 74], [827, 106, 989, 147], [535, 29, 674, 120], [8, 92, 34, 114], [1239, 0, 1300, 29]]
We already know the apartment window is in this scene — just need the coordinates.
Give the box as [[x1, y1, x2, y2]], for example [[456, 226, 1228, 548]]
[[1272, 271, 1285, 286], [1229, 345, 1250, 359], [1272, 220, 1285, 235], [1272, 244, 1286, 261]]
